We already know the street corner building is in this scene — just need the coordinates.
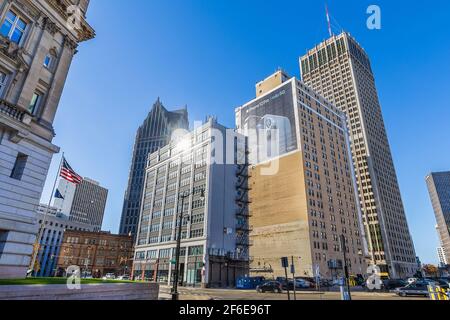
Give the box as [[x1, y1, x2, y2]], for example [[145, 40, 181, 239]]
[[56, 230, 134, 278], [235, 70, 368, 280], [119, 98, 189, 240], [132, 118, 250, 288], [0, 0, 94, 278], [299, 32, 417, 278]]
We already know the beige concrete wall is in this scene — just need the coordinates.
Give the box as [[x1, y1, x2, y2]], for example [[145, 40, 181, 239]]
[[0, 283, 159, 300], [249, 151, 314, 278], [255, 70, 288, 98]]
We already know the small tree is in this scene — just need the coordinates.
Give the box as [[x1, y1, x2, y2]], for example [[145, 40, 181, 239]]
[[422, 264, 439, 277]]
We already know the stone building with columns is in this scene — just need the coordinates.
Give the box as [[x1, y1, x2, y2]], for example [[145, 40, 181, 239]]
[[0, 0, 94, 279]]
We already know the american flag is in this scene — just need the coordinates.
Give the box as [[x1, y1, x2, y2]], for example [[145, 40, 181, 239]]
[[60, 157, 83, 185]]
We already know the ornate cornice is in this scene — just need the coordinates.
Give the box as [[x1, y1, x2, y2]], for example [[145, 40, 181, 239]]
[[44, 0, 95, 42], [63, 35, 78, 52], [45, 0, 69, 20], [42, 16, 60, 36]]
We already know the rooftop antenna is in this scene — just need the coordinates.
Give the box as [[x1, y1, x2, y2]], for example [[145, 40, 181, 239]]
[[325, 3, 333, 37]]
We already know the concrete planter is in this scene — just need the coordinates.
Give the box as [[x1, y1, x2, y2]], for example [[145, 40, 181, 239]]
[[0, 282, 159, 300]]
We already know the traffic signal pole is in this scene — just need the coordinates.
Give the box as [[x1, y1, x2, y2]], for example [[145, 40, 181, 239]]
[[281, 257, 291, 300]]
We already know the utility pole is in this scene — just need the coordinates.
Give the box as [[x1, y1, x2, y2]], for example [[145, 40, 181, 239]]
[[291, 256, 297, 300], [172, 189, 205, 300], [172, 192, 188, 301], [340, 235, 352, 301]]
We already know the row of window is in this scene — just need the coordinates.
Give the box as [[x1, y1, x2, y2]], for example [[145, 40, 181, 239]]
[[146, 228, 204, 244], [136, 245, 205, 261]]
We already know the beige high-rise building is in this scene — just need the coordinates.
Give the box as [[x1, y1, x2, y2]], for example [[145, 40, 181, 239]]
[[236, 70, 367, 280], [0, 0, 94, 278], [300, 32, 417, 278]]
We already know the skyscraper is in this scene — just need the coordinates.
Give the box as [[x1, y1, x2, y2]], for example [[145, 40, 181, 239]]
[[426, 172, 450, 266], [0, 0, 94, 278], [69, 178, 108, 231], [236, 70, 367, 279], [300, 32, 417, 277], [53, 177, 108, 231], [119, 99, 189, 238]]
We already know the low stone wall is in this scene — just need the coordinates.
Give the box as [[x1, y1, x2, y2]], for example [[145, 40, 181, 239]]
[[0, 282, 159, 300]]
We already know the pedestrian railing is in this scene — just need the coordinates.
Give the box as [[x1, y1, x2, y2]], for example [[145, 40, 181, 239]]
[[428, 284, 450, 301]]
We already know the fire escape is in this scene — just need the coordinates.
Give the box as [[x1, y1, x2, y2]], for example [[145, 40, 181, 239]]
[[235, 158, 252, 261]]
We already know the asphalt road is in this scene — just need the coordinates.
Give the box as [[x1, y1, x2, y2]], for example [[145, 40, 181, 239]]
[[159, 286, 428, 301]]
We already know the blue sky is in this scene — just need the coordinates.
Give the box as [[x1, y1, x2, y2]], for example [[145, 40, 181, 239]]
[[41, 0, 450, 264]]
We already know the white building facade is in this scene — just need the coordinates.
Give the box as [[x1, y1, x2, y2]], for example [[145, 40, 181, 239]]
[[0, 0, 94, 278], [133, 119, 250, 288]]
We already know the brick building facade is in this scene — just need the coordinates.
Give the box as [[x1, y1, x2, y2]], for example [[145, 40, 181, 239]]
[[56, 230, 133, 278]]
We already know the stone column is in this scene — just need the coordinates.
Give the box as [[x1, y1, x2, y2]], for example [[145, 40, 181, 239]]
[[16, 17, 58, 111], [39, 35, 77, 127]]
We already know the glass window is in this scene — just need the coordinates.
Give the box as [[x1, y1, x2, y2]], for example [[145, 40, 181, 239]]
[[43, 55, 52, 68], [10, 153, 28, 180], [1, 10, 27, 44], [188, 245, 204, 256], [29, 92, 41, 114], [0, 71, 7, 96]]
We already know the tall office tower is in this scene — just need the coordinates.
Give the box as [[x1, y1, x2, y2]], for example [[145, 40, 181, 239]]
[[119, 99, 189, 238], [300, 33, 417, 278], [133, 118, 250, 287], [69, 178, 108, 231], [426, 172, 450, 266], [0, 1, 94, 278], [236, 70, 366, 280], [53, 177, 108, 231]]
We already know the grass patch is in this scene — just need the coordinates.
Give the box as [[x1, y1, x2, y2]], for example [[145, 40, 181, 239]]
[[0, 277, 138, 286]]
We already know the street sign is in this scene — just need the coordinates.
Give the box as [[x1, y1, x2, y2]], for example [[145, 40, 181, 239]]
[[281, 257, 289, 268], [170, 259, 176, 265], [290, 264, 295, 274]]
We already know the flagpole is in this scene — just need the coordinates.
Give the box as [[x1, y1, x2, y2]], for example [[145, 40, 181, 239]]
[[29, 152, 65, 277]]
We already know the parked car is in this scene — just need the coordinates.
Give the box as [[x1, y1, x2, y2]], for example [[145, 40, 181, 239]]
[[294, 279, 313, 289], [319, 279, 334, 287], [362, 279, 407, 292], [102, 273, 116, 280], [382, 279, 407, 291], [256, 281, 283, 294], [117, 275, 130, 280], [295, 277, 315, 288], [394, 282, 429, 297], [282, 279, 310, 290]]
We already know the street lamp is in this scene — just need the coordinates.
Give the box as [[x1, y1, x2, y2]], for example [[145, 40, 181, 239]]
[[171, 188, 205, 300], [340, 234, 352, 301]]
